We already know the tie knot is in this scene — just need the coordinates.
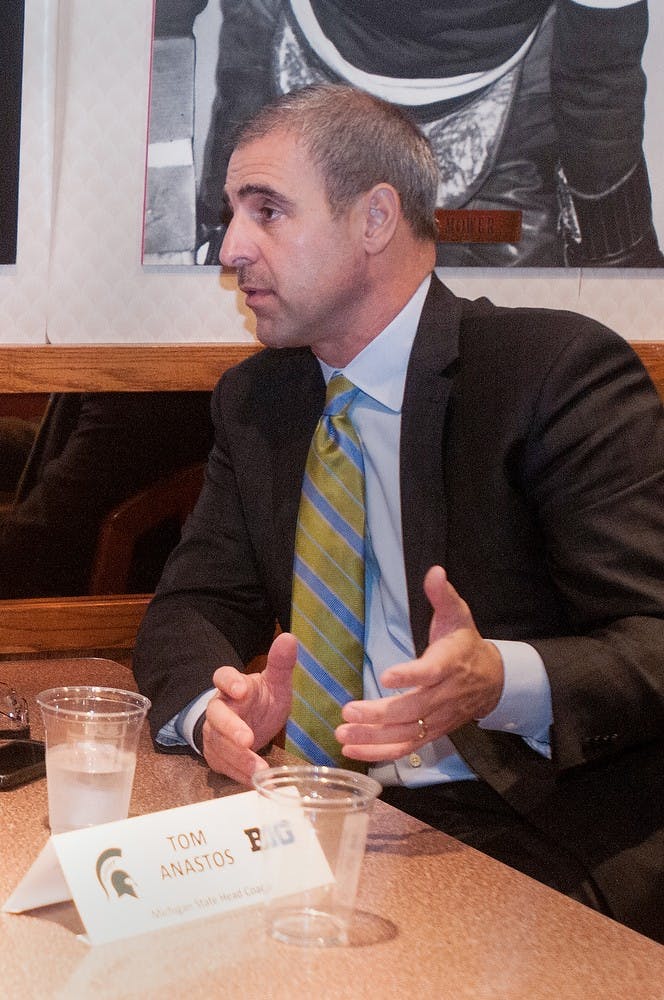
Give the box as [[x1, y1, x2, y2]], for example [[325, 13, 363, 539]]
[[324, 374, 359, 417]]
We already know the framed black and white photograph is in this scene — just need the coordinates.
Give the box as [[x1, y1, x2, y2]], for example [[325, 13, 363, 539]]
[[143, 0, 664, 269]]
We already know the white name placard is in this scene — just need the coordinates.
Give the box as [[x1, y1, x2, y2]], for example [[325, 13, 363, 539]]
[[3, 791, 331, 945]]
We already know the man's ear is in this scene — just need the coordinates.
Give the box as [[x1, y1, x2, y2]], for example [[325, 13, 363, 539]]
[[363, 185, 400, 253]]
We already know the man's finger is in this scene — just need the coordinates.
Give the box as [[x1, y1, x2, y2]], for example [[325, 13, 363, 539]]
[[202, 725, 268, 784], [212, 665, 249, 701], [341, 741, 415, 763], [206, 694, 254, 746]]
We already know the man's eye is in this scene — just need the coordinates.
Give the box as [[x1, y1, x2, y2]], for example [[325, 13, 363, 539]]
[[259, 205, 280, 222]]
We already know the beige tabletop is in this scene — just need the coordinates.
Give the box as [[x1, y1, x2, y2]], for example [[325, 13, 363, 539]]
[[0, 658, 662, 1000]]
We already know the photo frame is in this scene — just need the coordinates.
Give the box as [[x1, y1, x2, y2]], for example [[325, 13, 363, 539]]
[[144, 1, 664, 270]]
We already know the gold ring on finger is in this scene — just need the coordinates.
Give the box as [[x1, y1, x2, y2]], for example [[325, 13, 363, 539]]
[[417, 718, 428, 742]]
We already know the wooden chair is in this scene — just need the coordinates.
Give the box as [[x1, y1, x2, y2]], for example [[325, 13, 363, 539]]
[[88, 462, 206, 595]]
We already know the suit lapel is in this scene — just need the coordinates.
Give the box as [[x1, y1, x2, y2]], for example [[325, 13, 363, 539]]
[[401, 276, 463, 654], [401, 281, 505, 781]]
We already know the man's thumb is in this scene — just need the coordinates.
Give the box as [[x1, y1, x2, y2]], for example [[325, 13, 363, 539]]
[[424, 565, 472, 640], [265, 631, 298, 682]]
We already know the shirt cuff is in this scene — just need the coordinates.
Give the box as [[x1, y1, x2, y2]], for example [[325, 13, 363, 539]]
[[478, 640, 552, 755], [156, 688, 216, 754]]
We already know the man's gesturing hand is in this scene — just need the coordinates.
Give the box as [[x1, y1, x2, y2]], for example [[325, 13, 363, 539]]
[[336, 565, 504, 763], [202, 631, 298, 784]]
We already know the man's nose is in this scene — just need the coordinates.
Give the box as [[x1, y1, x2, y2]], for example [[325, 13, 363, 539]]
[[219, 214, 255, 269]]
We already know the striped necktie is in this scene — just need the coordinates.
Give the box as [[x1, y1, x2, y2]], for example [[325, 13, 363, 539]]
[[286, 374, 366, 769]]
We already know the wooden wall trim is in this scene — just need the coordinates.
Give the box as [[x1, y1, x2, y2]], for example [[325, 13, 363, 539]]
[[0, 595, 150, 657], [0, 340, 660, 394], [0, 343, 262, 392]]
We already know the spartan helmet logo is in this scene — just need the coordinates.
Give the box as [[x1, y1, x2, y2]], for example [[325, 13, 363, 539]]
[[96, 847, 138, 900]]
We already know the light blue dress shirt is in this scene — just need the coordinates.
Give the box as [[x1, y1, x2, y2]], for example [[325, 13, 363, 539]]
[[160, 275, 553, 782], [319, 276, 552, 786]]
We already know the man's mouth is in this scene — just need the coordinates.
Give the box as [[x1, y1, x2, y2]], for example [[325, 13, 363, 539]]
[[239, 283, 273, 308]]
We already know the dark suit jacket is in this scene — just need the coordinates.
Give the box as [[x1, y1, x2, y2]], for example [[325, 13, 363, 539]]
[[134, 277, 664, 933]]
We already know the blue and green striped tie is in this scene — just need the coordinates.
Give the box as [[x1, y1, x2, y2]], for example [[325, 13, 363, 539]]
[[286, 374, 366, 770]]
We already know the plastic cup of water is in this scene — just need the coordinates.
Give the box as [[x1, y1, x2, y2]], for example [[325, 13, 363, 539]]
[[36, 686, 151, 835]]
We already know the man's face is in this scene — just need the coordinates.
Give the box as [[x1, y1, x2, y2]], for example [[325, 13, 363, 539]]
[[220, 130, 368, 364]]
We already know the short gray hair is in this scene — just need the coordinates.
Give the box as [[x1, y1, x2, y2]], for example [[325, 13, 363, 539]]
[[235, 84, 439, 242]]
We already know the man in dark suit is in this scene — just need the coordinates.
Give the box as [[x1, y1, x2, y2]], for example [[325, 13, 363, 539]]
[[133, 84, 664, 940]]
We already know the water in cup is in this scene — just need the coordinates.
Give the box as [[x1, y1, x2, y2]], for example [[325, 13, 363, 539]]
[[45, 741, 137, 834]]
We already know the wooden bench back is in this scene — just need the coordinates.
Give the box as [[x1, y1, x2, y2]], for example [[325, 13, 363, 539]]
[[0, 340, 661, 658]]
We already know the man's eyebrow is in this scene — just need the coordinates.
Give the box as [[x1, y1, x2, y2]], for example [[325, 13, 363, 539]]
[[224, 183, 295, 209]]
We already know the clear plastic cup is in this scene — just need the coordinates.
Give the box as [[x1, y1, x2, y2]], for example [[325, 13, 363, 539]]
[[253, 764, 381, 946], [36, 686, 150, 835]]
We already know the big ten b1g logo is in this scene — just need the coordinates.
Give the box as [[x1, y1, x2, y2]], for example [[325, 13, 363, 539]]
[[242, 819, 295, 853]]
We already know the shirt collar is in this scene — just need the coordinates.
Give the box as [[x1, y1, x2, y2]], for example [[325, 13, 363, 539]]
[[318, 274, 431, 413]]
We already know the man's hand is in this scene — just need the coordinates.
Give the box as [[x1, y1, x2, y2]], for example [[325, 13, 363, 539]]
[[336, 565, 504, 763], [202, 631, 297, 784]]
